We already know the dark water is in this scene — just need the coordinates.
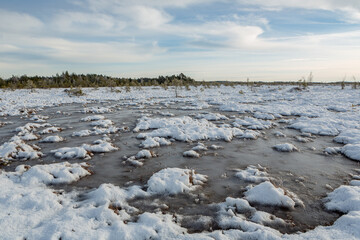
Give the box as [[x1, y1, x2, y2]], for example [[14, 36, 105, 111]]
[[1, 100, 359, 234]]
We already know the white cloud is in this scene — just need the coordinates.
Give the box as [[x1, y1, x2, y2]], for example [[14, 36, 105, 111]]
[[0, 9, 43, 33], [237, 0, 360, 23]]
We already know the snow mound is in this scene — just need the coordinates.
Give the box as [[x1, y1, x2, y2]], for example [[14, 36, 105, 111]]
[[82, 139, 118, 153], [342, 144, 360, 161], [90, 119, 113, 128], [15, 123, 50, 133], [192, 142, 208, 151], [135, 116, 244, 142], [325, 185, 360, 212], [11, 162, 91, 185], [140, 137, 171, 148], [253, 112, 275, 120], [324, 147, 342, 155], [251, 211, 286, 226], [72, 126, 119, 137], [334, 129, 360, 144], [82, 107, 112, 113], [136, 150, 154, 159], [235, 165, 271, 183], [289, 117, 341, 136], [195, 112, 228, 121], [80, 115, 105, 122], [245, 181, 297, 209], [39, 126, 62, 135], [40, 135, 64, 143], [0, 136, 42, 162], [274, 131, 286, 137], [147, 168, 207, 194], [233, 117, 275, 130], [51, 146, 92, 160], [273, 143, 298, 152], [183, 150, 200, 158]]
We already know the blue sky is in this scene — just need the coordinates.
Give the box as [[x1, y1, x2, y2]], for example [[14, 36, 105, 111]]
[[1, 0, 360, 81]]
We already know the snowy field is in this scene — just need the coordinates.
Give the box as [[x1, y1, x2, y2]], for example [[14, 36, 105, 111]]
[[1, 85, 360, 239]]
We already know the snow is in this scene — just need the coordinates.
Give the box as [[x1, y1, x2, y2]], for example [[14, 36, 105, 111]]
[[147, 168, 207, 195], [244, 181, 297, 209], [273, 143, 299, 152]]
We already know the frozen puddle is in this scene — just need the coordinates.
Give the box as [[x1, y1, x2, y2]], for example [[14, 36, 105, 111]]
[[1, 86, 360, 239]]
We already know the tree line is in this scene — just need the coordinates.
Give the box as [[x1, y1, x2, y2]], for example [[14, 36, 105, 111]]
[[0, 72, 195, 89]]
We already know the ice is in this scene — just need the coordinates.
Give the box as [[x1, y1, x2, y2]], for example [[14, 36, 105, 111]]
[[244, 181, 297, 209], [147, 168, 207, 195], [273, 143, 299, 152]]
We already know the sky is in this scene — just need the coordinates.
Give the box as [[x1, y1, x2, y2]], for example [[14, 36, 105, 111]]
[[1, 0, 360, 82]]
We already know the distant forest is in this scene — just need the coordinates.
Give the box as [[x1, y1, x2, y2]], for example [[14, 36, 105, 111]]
[[0, 72, 198, 89], [0, 72, 357, 89]]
